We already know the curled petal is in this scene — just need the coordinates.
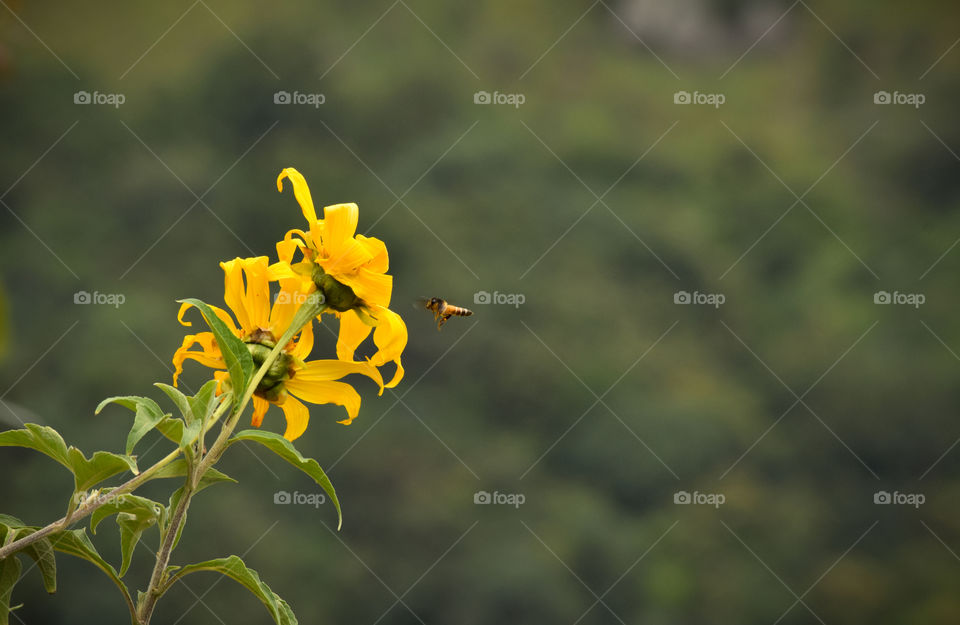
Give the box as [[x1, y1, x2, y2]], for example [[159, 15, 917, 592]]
[[279, 395, 311, 441], [177, 301, 238, 334], [251, 396, 270, 428], [335, 310, 373, 362], [173, 332, 224, 386], [370, 306, 407, 388], [287, 380, 361, 427], [288, 357, 383, 395], [278, 168, 323, 245]]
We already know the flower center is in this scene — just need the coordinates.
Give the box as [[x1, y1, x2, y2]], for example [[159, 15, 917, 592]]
[[244, 329, 294, 403], [312, 264, 361, 312]]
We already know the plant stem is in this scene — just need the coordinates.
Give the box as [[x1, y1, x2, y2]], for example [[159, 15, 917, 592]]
[[135, 297, 324, 623], [0, 396, 233, 561], [136, 477, 193, 624]]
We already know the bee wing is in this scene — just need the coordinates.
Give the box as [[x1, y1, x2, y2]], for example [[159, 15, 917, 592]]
[[413, 297, 432, 310]]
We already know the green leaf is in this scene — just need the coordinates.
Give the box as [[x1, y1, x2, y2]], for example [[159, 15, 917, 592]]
[[0, 551, 21, 625], [49, 529, 131, 607], [146, 458, 236, 490], [188, 380, 220, 428], [163, 556, 297, 625], [0, 425, 137, 491], [155, 384, 204, 450], [228, 430, 341, 528], [95, 395, 168, 456], [177, 298, 253, 397], [163, 465, 235, 551], [87, 494, 162, 577], [0, 424, 71, 469], [68, 449, 139, 491], [154, 416, 184, 445], [14, 530, 57, 594]]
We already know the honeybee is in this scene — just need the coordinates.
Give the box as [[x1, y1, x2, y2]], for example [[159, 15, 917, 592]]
[[418, 297, 473, 330]]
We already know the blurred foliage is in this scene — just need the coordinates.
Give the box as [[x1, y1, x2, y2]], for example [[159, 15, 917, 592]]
[[2, 0, 960, 623]]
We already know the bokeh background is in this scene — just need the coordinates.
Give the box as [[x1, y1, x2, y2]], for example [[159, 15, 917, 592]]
[[2, 0, 960, 623]]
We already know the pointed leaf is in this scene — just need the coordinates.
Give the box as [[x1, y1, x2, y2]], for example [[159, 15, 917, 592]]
[[0, 551, 21, 625], [14, 530, 56, 594], [0, 424, 71, 469], [67, 449, 139, 491], [49, 529, 130, 605], [95, 395, 167, 456], [163, 556, 297, 625], [154, 417, 184, 444], [177, 298, 254, 396], [228, 430, 340, 528]]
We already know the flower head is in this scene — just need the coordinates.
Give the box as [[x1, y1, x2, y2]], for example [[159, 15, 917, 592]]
[[269, 167, 407, 388], [173, 256, 383, 440]]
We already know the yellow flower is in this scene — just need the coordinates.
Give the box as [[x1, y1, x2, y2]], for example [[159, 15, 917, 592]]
[[172, 256, 383, 441], [269, 167, 408, 389]]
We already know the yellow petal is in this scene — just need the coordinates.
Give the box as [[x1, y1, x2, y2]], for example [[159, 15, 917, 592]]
[[336, 310, 373, 362], [337, 268, 392, 308], [279, 395, 311, 441], [321, 203, 359, 252], [242, 257, 272, 330], [287, 379, 360, 426], [370, 306, 407, 388], [318, 237, 374, 277], [356, 235, 389, 273], [289, 319, 314, 361], [289, 358, 383, 395], [277, 168, 323, 246], [172, 332, 224, 386], [220, 258, 252, 333], [252, 396, 270, 427], [177, 301, 238, 334]]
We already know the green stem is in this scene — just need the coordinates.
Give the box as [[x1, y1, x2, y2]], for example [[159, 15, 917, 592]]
[[0, 395, 233, 562], [135, 297, 324, 624]]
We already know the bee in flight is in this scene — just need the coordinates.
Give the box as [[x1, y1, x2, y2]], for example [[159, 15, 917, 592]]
[[418, 297, 473, 330]]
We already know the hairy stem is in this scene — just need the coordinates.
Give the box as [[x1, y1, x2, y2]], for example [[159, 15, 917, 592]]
[[0, 395, 233, 561], [137, 477, 193, 624]]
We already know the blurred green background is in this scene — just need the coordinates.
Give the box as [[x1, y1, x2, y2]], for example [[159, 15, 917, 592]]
[[2, 0, 960, 623]]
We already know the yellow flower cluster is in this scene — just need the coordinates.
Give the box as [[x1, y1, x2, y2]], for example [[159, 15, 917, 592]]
[[172, 168, 408, 441]]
